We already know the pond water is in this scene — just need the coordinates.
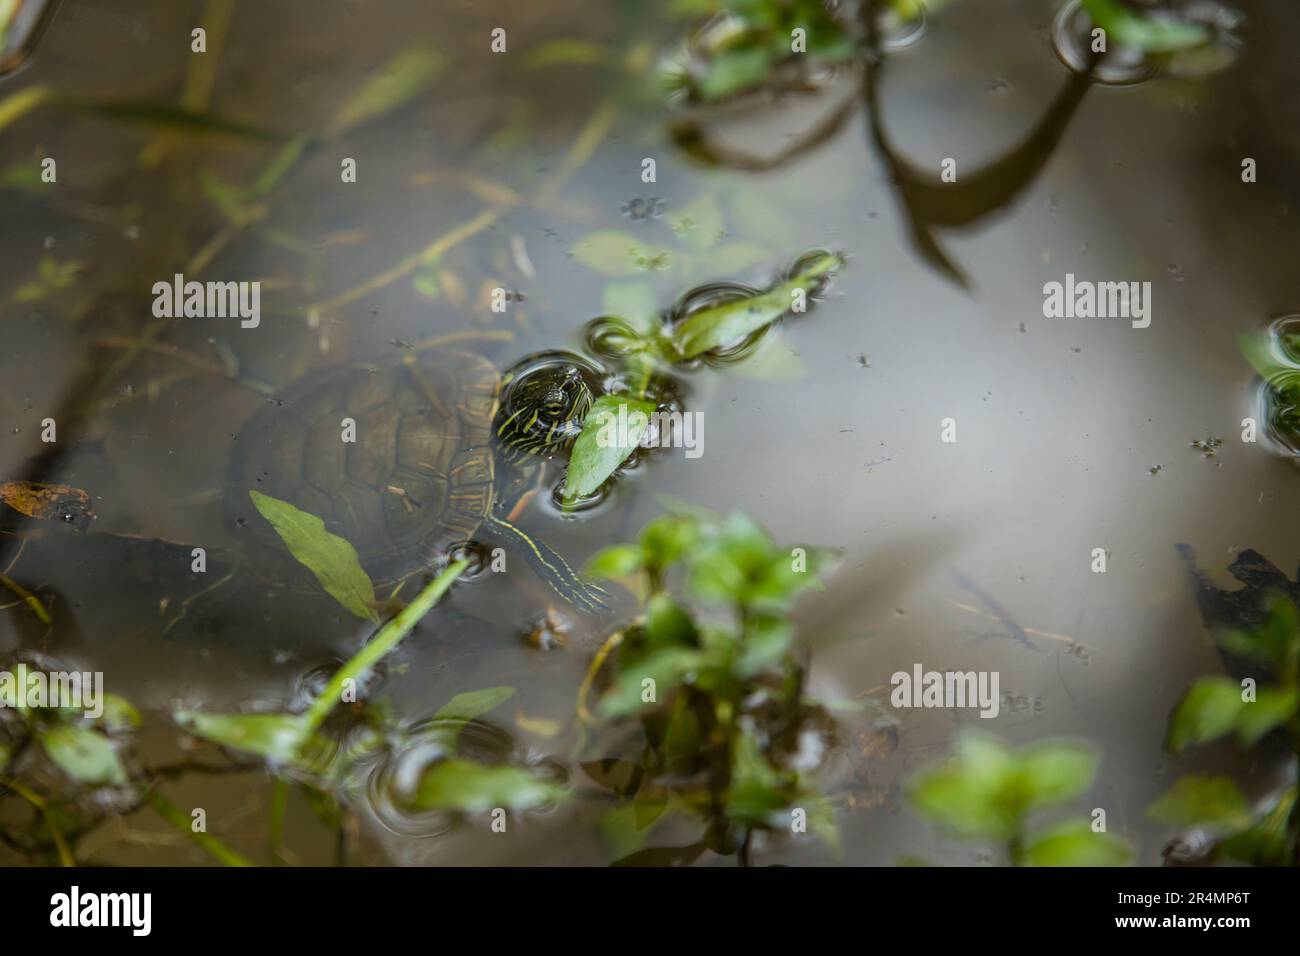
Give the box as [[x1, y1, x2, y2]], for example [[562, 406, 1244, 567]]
[[1, 0, 1297, 866]]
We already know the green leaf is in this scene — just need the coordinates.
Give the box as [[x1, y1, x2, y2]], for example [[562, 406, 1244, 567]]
[[406, 760, 563, 812], [598, 647, 704, 718], [572, 231, 672, 277], [1165, 677, 1247, 752], [736, 616, 794, 676], [327, 43, 445, 136], [1016, 742, 1100, 811], [909, 760, 1016, 841], [95, 694, 142, 733], [0, 742, 9, 774], [1024, 820, 1133, 867], [1081, 0, 1210, 53], [1235, 687, 1300, 746], [563, 395, 657, 506], [249, 490, 379, 622], [672, 252, 841, 358], [433, 686, 515, 724], [1147, 774, 1252, 831], [639, 514, 701, 573], [727, 729, 787, 827], [41, 725, 127, 786], [696, 45, 774, 101], [585, 544, 644, 580], [644, 593, 699, 650], [1218, 788, 1297, 866], [174, 711, 310, 763]]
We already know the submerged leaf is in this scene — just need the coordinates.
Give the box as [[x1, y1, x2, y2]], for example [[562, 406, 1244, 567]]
[[0, 480, 94, 524], [327, 43, 445, 136], [249, 490, 379, 621], [573, 231, 672, 277], [433, 686, 515, 724], [42, 725, 127, 786]]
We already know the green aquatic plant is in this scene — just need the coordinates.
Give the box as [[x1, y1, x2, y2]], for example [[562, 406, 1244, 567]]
[[0, 531, 559, 865], [907, 732, 1133, 865], [579, 510, 840, 863], [563, 250, 842, 506], [1150, 598, 1300, 865]]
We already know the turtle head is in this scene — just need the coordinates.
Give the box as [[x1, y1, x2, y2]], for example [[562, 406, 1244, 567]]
[[493, 352, 598, 463]]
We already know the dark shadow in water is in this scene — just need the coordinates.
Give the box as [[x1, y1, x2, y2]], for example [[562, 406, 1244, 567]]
[[857, 0, 1097, 288], [666, 1, 1099, 289]]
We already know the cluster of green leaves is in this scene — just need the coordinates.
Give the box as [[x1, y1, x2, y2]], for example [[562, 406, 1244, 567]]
[[908, 733, 1133, 865], [582, 510, 840, 861], [10, 256, 81, 304], [667, 0, 858, 103], [0, 681, 139, 789], [1149, 599, 1300, 865], [562, 250, 842, 506], [175, 495, 565, 817]]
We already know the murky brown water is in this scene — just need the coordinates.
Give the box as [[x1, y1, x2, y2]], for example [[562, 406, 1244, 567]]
[[2, 0, 1298, 865]]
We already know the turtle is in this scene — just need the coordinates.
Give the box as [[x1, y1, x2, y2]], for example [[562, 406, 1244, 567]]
[[227, 349, 609, 612]]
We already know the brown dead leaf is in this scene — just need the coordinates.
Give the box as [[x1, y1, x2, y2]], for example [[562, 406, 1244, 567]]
[[0, 481, 94, 525]]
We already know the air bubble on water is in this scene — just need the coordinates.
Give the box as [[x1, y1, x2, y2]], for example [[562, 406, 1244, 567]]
[[620, 197, 664, 222], [877, 2, 928, 50]]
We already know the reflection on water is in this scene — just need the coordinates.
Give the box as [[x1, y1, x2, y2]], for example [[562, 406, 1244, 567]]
[[1, 0, 1299, 866]]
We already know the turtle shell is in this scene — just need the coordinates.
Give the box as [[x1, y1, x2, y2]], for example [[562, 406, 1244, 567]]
[[229, 350, 500, 584]]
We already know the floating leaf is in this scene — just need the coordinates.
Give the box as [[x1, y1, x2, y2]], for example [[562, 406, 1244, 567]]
[[672, 251, 841, 358], [249, 490, 379, 621], [563, 394, 657, 506], [41, 725, 127, 786], [1148, 774, 1252, 831], [1081, 0, 1210, 53], [573, 231, 672, 277], [174, 710, 310, 763], [0, 480, 93, 525], [406, 759, 563, 813], [327, 43, 445, 136], [1023, 820, 1133, 866]]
